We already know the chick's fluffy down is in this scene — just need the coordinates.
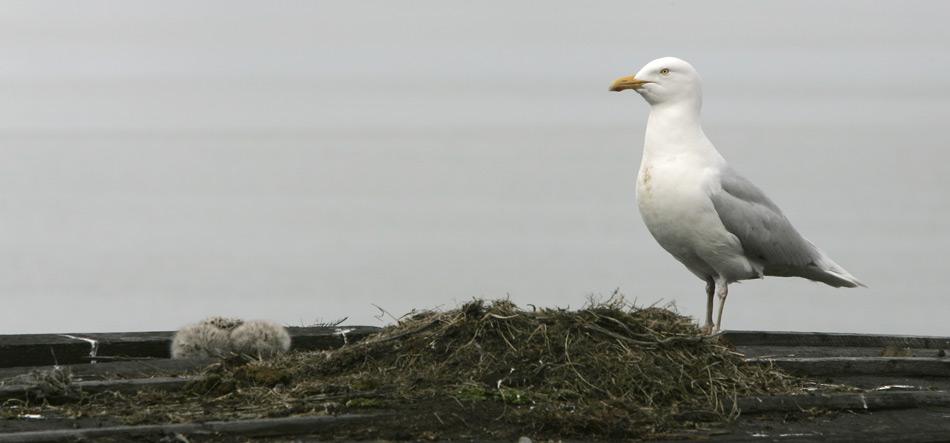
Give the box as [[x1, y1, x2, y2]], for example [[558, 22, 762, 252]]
[[230, 320, 292, 359], [170, 323, 233, 359], [171, 317, 291, 360]]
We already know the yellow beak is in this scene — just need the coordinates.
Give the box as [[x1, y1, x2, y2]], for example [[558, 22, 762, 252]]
[[609, 75, 651, 92]]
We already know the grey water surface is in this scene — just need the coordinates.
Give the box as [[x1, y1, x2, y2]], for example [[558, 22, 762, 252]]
[[0, 1, 947, 334]]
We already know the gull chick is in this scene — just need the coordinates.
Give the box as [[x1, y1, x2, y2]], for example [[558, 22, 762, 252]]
[[171, 317, 291, 360], [170, 317, 242, 359], [230, 320, 292, 359], [610, 57, 863, 333]]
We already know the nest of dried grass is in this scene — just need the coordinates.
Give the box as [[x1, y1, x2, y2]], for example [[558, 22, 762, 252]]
[[37, 297, 802, 439], [303, 297, 799, 436]]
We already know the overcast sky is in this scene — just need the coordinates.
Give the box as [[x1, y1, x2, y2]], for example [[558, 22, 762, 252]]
[[0, 1, 947, 335]]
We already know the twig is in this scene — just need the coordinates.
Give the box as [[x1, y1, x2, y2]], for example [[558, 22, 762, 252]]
[[584, 324, 658, 347], [371, 304, 400, 323], [563, 330, 608, 395], [310, 317, 348, 328], [367, 318, 440, 345]]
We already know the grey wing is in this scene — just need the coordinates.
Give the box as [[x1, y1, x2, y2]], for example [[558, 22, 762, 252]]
[[709, 167, 821, 272]]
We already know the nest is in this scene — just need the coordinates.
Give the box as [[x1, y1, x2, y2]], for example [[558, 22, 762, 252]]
[[34, 297, 802, 439], [304, 297, 799, 436]]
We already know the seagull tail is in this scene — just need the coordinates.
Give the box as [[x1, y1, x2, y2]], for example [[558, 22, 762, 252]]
[[812, 254, 866, 288]]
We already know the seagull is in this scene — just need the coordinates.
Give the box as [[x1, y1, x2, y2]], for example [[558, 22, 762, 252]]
[[610, 57, 864, 333]]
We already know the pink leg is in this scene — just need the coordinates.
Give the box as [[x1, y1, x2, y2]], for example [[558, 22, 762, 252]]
[[714, 279, 729, 332], [703, 278, 715, 334]]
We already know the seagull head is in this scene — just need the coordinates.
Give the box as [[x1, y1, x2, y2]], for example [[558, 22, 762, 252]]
[[610, 57, 702, 107]]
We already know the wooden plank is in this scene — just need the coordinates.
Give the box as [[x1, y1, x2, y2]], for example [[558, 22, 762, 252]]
[[736, 345, 947, 359], [70, 376, 193, 394], [0, 358, 215, 382], [286, 325, 379, 351], [0, 336, 89, 371], [0, 326, 380, 369], [706, 407, 950, 442], [0, 376, 195, 401], [723, 330, 950, 349], [0, 414, 377, 443], [827, 374, 950, 392], [748, 357, 950, 377], [734, 390, 950, 414]]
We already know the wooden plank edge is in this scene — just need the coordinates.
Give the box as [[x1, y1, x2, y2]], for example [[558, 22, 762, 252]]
[[0, 358, 216, 382], [0, 326, 381, 369], [747, 357, 950, 377], [734, 390, 950, 414], [723, 330, 950, 349], [0, 414, 378, 443], [735, 345, 949, 359], [0, 376, 195, 401], [0, 326, 380, 347]]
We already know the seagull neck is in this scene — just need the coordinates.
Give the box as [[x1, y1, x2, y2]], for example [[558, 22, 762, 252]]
[[643, 100, 713, 158]]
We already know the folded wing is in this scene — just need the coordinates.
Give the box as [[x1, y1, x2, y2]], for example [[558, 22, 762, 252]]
[[709, 167, 862, 287]]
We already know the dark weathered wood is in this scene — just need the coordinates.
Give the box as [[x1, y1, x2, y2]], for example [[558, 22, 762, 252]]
[[0, 414, 377, 443], [0, 326, 380, 369], [748, 357, 950, 377], [724, 330, 950, 349], [0, 358, 215, 382], [0, 335, 92, 371], [284, 325, 379, 351], [0, 376, 195, 401], [736, 345, 947, 359], [2, 329, 949, 441], [828, 374, 950, 392], [734, 390, 950, 414], [705, 407, 950, 442], [70, 376, 193, 394]]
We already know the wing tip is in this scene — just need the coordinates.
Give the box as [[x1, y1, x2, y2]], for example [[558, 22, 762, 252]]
[[823, 269, 866, 289]]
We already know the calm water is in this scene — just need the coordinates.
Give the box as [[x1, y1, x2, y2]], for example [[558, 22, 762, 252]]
[[0, 1, 947, 334]]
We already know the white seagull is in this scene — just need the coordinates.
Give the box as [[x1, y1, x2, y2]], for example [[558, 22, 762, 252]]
[[610, 57, 864, 333]]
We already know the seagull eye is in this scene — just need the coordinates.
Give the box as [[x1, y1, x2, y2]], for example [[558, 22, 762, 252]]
[[660, 68, 670, 76]]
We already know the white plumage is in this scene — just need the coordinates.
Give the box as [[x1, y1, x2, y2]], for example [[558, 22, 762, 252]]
[[611, 57, 863, 333]]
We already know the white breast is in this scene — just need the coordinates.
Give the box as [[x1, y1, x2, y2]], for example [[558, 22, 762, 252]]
[[636, 154, 754, 281], [637, 156, 713, 253]]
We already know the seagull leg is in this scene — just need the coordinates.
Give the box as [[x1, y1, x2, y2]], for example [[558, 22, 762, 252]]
[[703, 278, 715, 334], [714, 279, 729, 332]]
